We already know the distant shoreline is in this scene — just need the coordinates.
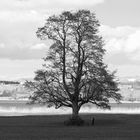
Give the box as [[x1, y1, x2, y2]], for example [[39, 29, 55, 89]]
[[0, 98, 140, 104]]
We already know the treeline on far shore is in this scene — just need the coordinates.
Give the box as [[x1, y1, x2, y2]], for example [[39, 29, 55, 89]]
[[0, 81, 20, 85]]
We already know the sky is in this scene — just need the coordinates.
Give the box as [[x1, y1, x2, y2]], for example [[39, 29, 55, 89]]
[[0, 0, 140, 80]]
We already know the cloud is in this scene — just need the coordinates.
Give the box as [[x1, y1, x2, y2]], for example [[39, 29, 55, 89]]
[[30, 43, 47, 50], [108, 64, 140, 77], [0, 43, 49, 60], [0, 0, 104, 12], [0, 59, 43, 80], [0, 43, 5, 48], [100, 25, 140, 64], [100, 25, 136, 39], [0, 0, 105, 61], [0, 10, 45, 23], [125, 30, 140, 53], [104, 38, 125, 53]]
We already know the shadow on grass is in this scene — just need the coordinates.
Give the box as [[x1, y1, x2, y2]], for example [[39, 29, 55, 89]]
[[94, 119, 123, 126], [0, 114, 124, 127]]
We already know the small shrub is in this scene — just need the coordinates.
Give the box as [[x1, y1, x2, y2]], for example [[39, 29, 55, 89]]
[[64, 116, 85, 126]]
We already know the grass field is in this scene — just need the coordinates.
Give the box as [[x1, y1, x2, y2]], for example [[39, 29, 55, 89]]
[[0, 114, 139, 140]]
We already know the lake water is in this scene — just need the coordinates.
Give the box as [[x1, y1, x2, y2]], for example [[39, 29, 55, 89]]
[[0, 100, 140, 116]]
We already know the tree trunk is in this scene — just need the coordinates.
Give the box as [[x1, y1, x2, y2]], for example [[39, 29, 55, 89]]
[[72, 103, 79, 118], [69, 102, 84, 125]]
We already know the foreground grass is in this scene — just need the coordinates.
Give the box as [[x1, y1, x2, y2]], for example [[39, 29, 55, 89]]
[[0, 114, 139, 140]]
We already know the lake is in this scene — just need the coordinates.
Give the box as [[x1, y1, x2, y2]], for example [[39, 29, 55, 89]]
[[0, 100, 140, 116]]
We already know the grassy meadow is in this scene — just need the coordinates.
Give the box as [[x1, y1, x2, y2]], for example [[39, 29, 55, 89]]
[[0, 114, 139, 140]]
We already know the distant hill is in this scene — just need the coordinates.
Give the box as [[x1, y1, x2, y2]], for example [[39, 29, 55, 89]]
[[119, 76, 140, 83], [13, 77, 33, 84], [119, 76, 140, 90]]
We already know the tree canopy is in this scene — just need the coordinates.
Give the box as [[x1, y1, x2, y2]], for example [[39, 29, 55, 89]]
[[26, 10, 122, 121]]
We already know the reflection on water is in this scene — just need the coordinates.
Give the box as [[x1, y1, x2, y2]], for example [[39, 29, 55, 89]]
[[0, 100, 140, 116]]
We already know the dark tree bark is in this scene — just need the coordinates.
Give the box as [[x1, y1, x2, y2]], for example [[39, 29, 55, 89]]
[[72, 102, 79, 118]]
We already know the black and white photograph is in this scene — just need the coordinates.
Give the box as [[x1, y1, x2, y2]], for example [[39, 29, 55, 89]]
[[0, 0, 139, 139]]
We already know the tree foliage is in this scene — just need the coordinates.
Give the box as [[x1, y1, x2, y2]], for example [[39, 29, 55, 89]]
[[26, 10, 122, 118]]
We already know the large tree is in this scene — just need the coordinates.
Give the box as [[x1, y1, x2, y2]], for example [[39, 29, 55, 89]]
[[26, 10, 121, 122]]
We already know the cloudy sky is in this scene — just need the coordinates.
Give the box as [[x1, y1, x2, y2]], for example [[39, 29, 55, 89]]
[[0, 0, 140, 80]]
